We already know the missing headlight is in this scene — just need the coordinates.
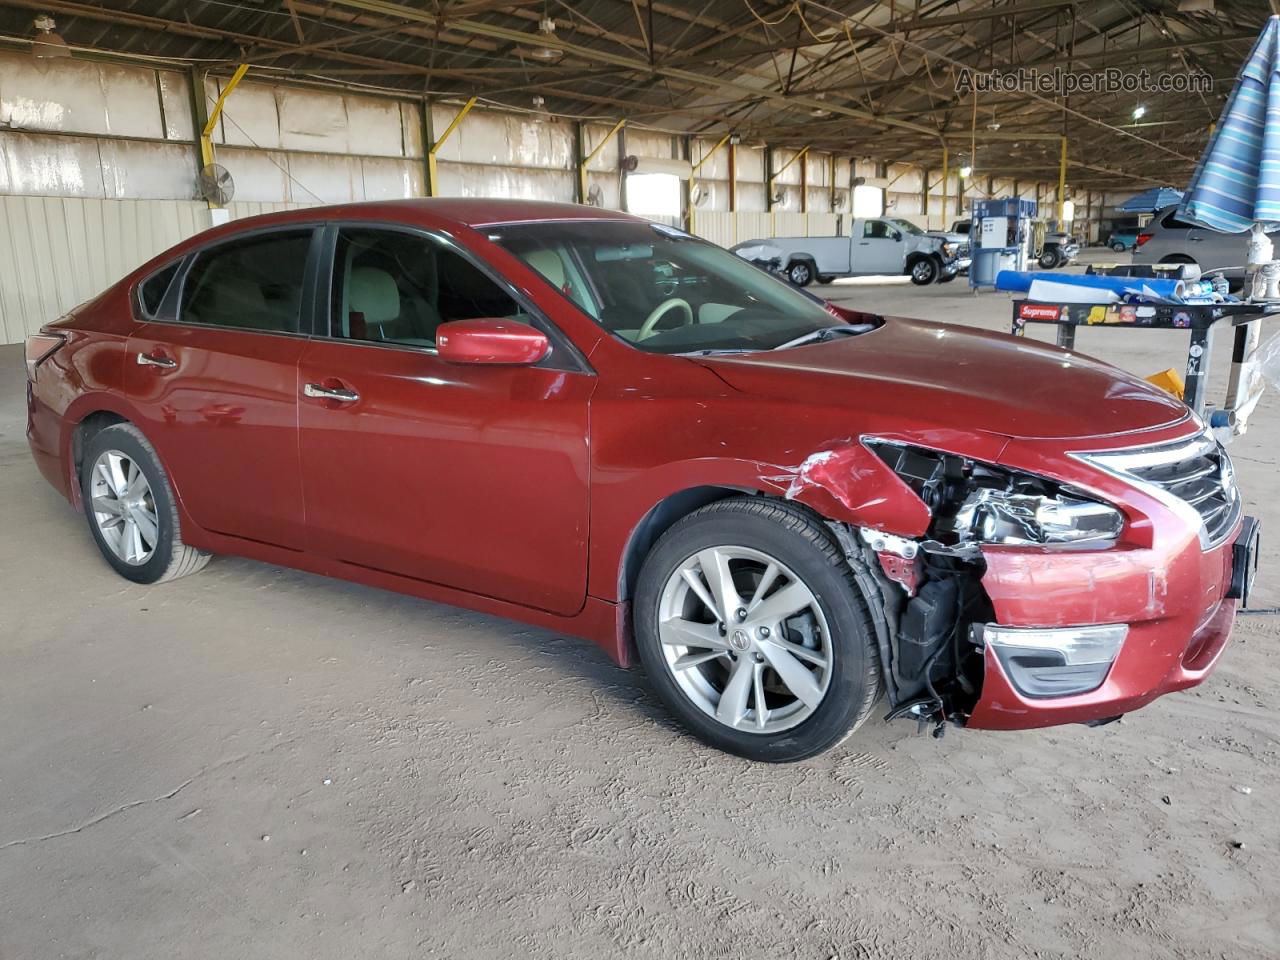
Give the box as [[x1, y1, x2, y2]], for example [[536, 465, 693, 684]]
[[866, 439, 1123, 546]]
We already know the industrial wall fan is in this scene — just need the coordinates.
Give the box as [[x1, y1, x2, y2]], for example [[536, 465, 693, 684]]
[[198, 163, 236, 205]]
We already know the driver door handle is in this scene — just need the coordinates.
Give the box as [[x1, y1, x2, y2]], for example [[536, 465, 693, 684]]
[[303, 383, 359, 403], [136, 351, 176, 368]]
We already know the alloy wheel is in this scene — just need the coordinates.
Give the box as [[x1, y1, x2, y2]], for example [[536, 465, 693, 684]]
[[657, 545, 833, 733], [912, 260, 934, 283], [89, 450, 160, 566], [789, 263, 811, 285]]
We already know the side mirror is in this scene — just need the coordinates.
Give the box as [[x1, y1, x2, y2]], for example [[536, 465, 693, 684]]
[[891, 230, 903, 242], [436, 318, 549, 365]]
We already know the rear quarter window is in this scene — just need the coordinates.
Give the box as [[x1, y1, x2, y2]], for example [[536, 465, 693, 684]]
[[137, 261, 182, 318]]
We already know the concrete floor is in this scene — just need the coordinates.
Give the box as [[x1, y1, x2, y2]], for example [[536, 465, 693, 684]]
[[2, 256, 1278, 959]]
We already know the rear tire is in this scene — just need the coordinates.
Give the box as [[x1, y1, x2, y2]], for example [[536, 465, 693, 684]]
[[634, 497, 882, 762], [1110, 242, 1126, 252], [80, 423, 211, 585]]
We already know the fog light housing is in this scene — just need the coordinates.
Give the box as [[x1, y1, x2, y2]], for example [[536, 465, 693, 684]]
[[980, 623, 1128, 698]]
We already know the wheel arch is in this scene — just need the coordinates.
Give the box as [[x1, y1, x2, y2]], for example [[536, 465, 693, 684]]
[[616, 485, 749, 601], [904, 251, 941, 268], [62, 398, 142, 511]]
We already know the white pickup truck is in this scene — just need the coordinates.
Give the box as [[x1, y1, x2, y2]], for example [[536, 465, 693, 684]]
[[731, 217, 962, 287]]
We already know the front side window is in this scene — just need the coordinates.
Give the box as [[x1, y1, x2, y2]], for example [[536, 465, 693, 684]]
[[888, 218, 923, 236], [488, 221, 846, 354], [329, 228, 526, 348], [180, 230, 312, 333], [863, 220, 891, 239]]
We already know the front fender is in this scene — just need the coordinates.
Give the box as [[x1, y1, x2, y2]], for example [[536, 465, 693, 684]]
[[586, 446, 932, 602]]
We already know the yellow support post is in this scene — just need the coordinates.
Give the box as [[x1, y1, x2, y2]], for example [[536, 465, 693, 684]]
[[200, 63, 249, 181], [689, 132, 732, 233], [427, 96, 477, 197], [727, 141, 737, 213], [579, 118, 626, 206], [940, 143, 949, 224], [767, 145, 809, 205], [1058, 135, 1068, 225]]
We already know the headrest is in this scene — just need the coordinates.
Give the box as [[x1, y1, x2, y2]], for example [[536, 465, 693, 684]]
[[212, 275, 266, 314], [521, 249, 567, 289], [348, 266, 400, 325]]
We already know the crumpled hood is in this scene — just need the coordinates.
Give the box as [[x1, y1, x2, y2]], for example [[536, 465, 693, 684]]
[[695, 315, 1191, 441]]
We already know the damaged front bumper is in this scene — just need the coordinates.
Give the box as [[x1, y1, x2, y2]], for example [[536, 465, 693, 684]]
[[824, 430, 1255, 734], [966, 518, 1247, 730], [840, 515, 1249, 733]]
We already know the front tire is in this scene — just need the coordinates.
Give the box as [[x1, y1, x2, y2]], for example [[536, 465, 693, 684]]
[[1111, 242, 1126, 252], [909, 257, 939, 285], [634, 498, 881, 762], [787, 260, 814, 287], [1038, 249, 1061, 269], [80, 422, 211, 584]]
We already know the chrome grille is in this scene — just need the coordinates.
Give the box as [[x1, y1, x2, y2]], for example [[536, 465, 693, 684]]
[[1082, 433, 1241, 547]]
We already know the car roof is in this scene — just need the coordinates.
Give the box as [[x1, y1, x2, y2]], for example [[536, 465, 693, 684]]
[[122, 198, 649, 288], [241, 197, 644, 230]]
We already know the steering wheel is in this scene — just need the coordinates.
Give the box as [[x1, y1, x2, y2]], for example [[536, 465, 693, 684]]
[[636, 297, 694, 341]]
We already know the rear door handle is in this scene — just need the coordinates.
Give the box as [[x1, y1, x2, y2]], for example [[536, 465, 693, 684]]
[[136, 352, 176, 368], [303, 383, 359, 402]]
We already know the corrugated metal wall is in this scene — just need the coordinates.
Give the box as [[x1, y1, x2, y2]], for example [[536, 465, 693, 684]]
[[690, 212, 841, 247], [0, 49, 1097, 343], [0, 196, 318, 342]]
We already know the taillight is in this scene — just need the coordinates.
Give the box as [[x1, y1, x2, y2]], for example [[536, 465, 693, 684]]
[[1135, 232, 1153, 248], [24, 332, 66, 382]]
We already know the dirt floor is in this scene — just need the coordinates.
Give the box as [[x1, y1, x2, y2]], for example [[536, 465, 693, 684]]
[[2, 251, 1277, 959]]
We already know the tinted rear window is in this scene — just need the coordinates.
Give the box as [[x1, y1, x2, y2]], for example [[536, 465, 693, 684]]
[[180, 231, 312, 333]]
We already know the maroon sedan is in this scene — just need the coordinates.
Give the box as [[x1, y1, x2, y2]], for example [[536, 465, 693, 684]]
[[25, 199, 1259, 761]]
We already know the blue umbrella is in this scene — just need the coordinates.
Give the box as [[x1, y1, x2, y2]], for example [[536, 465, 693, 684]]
[[1178, 15, 1280, 233], [1117, 187, 1184, 213]]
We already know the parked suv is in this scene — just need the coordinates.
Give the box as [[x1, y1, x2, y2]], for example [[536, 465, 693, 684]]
[[25, 199, 1258, 762], [1132, 204, 1280, 279]]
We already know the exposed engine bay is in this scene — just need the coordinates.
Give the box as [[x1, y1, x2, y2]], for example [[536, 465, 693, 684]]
[[824, 438, 1126, 735], [829, 522, 991, 736]]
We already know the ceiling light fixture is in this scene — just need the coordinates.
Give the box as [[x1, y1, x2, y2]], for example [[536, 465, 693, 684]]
[[959, 165, 972, 178], [1133, 105, 1147, 120], [527, 17, 563, 62], [32, 14, 71, 59]]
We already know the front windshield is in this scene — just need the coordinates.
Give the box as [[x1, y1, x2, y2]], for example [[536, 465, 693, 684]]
[[487, 220, 845, 354], [889, 218, 924, 236]]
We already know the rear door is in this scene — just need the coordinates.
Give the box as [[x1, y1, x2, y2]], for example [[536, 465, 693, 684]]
[[125, 227, 317, 548], [854, 219, 906, 275], [296, 224, 594, 615]]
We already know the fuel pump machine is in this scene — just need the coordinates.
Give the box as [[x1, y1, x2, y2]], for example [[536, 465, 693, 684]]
[[970, 197, 1037, 289]]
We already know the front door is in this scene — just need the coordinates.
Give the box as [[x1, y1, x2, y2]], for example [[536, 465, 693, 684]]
[[124, 227, 315, 548], [297, 225, 594, 616], [854, 219, 906, 275]]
